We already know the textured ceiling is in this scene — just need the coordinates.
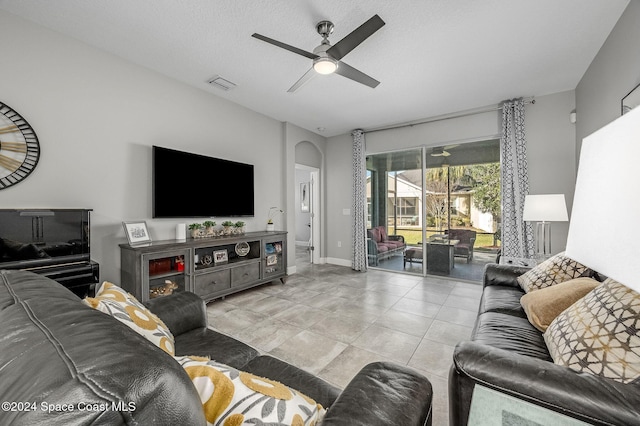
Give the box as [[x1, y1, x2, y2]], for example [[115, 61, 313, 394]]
[[0, 0, 629, 137]]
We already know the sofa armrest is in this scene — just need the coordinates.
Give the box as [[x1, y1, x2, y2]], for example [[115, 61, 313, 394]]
[[145, 291, 207, 336], [367, 238, 378, 255], [483, 263, 530, 289], [450, 341, 640, 426], [323, 362, 432, 426]]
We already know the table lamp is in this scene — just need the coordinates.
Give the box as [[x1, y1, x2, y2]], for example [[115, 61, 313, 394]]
[[566, 106, 640, 293], [523, 194, 569, 260]]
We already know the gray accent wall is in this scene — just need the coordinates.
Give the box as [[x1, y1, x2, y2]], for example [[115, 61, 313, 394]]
[[576, 1, 640, 156]]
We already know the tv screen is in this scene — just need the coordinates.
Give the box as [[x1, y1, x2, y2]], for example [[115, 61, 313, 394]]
[[153, 146, 254, 218]]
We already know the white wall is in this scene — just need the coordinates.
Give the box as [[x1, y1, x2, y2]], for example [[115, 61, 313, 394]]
[[0, 11, 287, 282], [326, 91, 578, 263]]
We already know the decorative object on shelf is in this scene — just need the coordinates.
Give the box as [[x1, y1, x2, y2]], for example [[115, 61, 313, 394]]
[[622, 82, 640, 115], [235, 241, 250, 257], [203, 220, 216, 237], [522, 194, 568, 261], [234, 221, 245, 235], [175, 256, 185, 272], [267, 207, 283, 231], [123, 221, 152, 245], [189, 223, 205, 239], [221, 221, 234, 236], [213, 249, 228, 264], [176, 223, 186, 240], [300, 182, 310, 212], [266, 254, 278, 266], [149, 280, 179, 299], [0, 101, 40, 190], [201, 254, 213, 266]]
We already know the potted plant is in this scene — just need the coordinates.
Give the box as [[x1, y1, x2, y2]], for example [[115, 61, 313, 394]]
[[233, 221, 245, 235], [221, 221, 234, 236], [203, 220, 216, 237], [188, 223, 203, 239]]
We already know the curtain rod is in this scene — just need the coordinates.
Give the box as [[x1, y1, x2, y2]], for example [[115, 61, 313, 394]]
[[363, 97, 536, 135]]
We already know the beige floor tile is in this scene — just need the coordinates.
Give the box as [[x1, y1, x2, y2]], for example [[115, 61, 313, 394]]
[[374, 309, 435, 337], [352, 324, 422, 364], [307, 313, 371, 343], [317, 345, 395, 388], [269, 330, 348, 375], [207, 249, 484, 425]]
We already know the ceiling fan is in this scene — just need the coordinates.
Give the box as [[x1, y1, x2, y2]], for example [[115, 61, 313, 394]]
[[252, 15, 385, 93]]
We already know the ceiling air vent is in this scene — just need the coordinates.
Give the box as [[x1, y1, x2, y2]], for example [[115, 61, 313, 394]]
[[207, 76, 237, 91]]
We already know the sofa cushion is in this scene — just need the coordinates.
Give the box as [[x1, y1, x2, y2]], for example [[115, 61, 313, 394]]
[[544, 278, 640, 384], [175, 356, 325, 425], [472, 312, 551, 361], [517, 252, 594, 293], [84, 281, 175, 355], [368, 227, 381, 243], [478, 285, 527, 318], [520, 277, 600, 332]]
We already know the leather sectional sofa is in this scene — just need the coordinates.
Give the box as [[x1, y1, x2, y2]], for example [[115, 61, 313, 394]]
[[449, 263, 640, 425], [0, 269, 433, 425]]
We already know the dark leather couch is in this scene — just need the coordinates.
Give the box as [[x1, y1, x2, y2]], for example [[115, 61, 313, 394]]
[[449, 263, 640, 425], [1, 270, 433, 425]]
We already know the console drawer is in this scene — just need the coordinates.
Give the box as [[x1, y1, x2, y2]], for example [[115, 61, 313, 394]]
[[231, 262, 260, 287], [194, 269, 231, 296]]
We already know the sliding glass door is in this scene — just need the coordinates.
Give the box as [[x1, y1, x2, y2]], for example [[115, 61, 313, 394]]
[[366, 140, 501, 281], [366, 148, 424, 274]]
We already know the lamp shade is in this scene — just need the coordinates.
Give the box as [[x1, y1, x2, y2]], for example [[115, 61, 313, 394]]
[[566, 106, 640, 293], [522, 194, 568, 222]]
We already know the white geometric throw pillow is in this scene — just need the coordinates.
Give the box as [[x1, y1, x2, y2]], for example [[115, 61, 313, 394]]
[[544, 278, 640, 383]]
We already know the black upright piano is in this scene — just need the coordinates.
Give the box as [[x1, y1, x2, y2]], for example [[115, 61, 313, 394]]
[[0, 209, 99, 297]]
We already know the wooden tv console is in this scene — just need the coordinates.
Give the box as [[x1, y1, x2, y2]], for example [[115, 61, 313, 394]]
[[119, 231, 287, 303]]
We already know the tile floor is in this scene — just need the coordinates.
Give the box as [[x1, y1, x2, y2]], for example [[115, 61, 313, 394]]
[[205, 247, 482, 425]]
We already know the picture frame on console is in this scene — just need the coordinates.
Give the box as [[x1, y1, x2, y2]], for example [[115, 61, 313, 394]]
[[123, 221, 152, 245]]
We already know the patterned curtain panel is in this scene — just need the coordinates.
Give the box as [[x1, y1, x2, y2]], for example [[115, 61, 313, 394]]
[[352, 129, 368, 271], [500, 99, 534, 258]]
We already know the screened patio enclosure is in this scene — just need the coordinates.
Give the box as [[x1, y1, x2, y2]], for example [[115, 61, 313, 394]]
[[366, 140, 501, 281]]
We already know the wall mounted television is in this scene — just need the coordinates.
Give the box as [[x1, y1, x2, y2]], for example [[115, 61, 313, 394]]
[[152, 146, 254, 218]]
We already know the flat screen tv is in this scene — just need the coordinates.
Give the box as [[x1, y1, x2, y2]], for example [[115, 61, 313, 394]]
[[153, 146, 254, 218]]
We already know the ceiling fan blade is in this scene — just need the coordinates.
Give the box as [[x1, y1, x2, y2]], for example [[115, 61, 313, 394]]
[[287, 68, 316, 93], [252, 33, 318, 60], [326, 14, 385, 61], [335, 61, 380, 88]]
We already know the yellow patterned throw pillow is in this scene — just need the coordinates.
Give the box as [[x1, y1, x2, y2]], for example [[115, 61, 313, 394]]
[[517, 252, 594, 293], [175, 356, 325, 426], [544, 278, 640, 383], [83, 281, 175, 355]]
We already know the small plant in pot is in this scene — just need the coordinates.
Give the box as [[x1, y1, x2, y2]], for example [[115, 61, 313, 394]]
[[221, 221, 234, 236], [203, 220, 216, 237], [188, 223, 203, 239], [233, 221, 245, 235]]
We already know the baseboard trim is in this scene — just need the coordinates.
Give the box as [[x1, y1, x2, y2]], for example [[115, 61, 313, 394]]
[[325, 257, 351, 268]]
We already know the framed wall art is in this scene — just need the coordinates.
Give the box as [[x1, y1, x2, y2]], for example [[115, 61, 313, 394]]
[[300, 182, 310, 212], [622, 82, 640, 115], [123, 221, 152, 245]]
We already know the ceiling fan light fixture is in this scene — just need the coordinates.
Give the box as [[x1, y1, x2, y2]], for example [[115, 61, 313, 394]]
[[313, 56, 338, 75]]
